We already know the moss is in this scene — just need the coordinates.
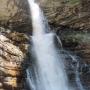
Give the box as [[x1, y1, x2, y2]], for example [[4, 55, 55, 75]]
[[68, 0, 80, 4], [61, 31, 90, 49], [72, 33, 90, 43]]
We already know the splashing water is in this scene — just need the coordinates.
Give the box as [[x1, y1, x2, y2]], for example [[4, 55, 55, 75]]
[[70, 56, 85, 90], [26, 0, 72, 90]]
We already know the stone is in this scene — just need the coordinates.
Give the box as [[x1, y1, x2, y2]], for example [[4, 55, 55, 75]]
[[0, 33, 28, 90], [0, 0, 90, 31], [3, 77, 17, 87]]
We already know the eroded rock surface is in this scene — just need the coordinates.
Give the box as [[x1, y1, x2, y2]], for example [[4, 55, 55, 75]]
[[0, 35, 22, 89], [0, 0, 90, 31], [0, 27, 29, 90]]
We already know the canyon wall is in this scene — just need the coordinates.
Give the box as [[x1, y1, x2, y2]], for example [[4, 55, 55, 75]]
[[0, 0, 90, 89]]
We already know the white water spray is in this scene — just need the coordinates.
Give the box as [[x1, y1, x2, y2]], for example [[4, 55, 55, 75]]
[[27, 0, 70, 90], [69, 55, 85, 90], [28, 0, 46, 36]]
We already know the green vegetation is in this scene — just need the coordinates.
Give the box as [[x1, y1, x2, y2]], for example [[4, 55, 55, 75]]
[[68, 0, 80, 4], [64, 32, 90, 44]]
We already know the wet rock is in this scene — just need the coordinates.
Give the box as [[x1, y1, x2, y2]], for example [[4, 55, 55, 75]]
[[56, 27, 90, 89], [56, 27, 90, 64], [39, 0, 90, 30]]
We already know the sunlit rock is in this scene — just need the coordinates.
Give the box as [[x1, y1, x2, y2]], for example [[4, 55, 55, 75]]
[[0, 33, 27, 89]]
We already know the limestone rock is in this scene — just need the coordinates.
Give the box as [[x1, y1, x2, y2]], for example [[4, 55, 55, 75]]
[[0, 0, 31, 33], [0, 33, 27, 90], [0, 0, 90, 31], [39, 0, 90, 30], [0, 0, 28, 21]]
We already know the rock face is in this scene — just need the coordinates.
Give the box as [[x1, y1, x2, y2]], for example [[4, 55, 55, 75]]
[[0, 34, 23, 89], [39, 0, 90, 29], [0, 0, 90, 30], [0, 0, 29, 21], [0, 0, 18, 21], [0, 0, 90, 31], [0, 27, 30, 90], [0, 0, 31, 33], [0, 0, 90, 29]]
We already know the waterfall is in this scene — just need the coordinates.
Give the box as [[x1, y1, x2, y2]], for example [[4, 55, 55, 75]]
[[26, 0, 84, 90], [26, 0, 69, 90], [28, 0, 47, 36]]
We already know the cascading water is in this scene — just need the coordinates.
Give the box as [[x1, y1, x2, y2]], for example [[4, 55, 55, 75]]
[[68, 54, 85, 90], [26, 0, 70, 90], [26, 0, 85, 90]]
